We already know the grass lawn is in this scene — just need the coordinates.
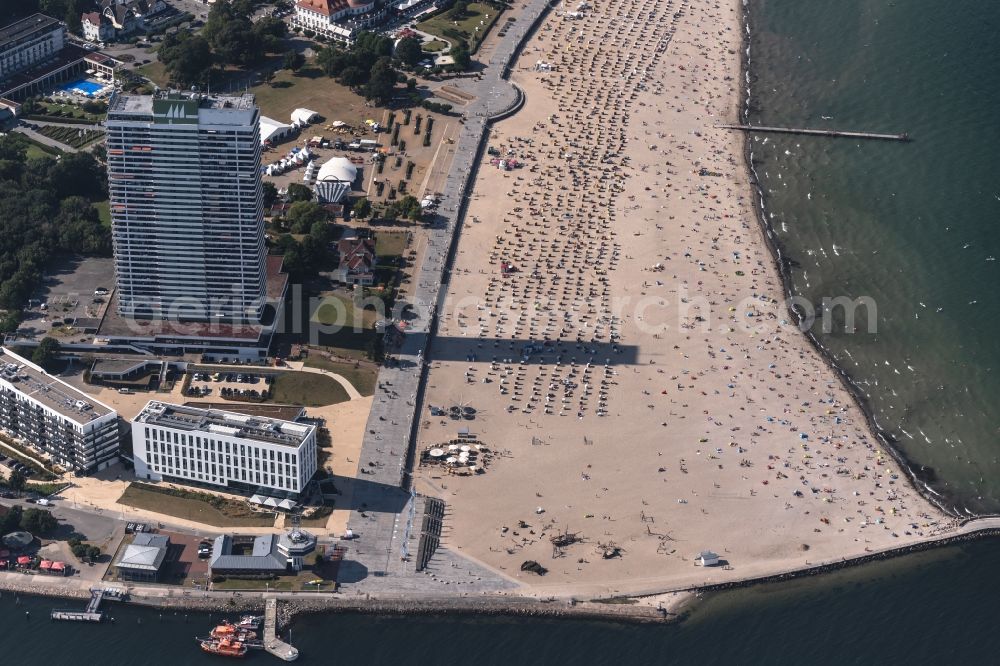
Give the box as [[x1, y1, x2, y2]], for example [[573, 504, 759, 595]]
[[117, 483, 277, 527], [271, 371, 350, 406], [22, 136, 61, 160], [416, 2, 503, 51], [135, 59, 168, 86], [423, 39, 449, 52], [94, 200, 111, 227], [375, 230, 409, 258], [303, 356, 377, 396], [250, 65, 389, 131]]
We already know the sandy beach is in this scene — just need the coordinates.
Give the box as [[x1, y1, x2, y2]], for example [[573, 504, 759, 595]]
[[412, 0, 955, 596]]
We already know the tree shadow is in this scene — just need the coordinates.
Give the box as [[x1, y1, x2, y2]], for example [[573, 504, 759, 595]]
[[335, 558, 368, 584]]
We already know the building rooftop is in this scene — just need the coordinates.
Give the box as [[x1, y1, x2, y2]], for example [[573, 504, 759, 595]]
[[209, 534, 287, 572], [117, 533, 169, 571], [0, 14, 61, 49], [134, 401, 314, 448], [0, 347, 115, 423], [108, 90, 257, 116]]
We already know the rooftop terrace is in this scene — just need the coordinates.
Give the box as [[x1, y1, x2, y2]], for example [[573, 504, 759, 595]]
[[135, 400, 313, 448]]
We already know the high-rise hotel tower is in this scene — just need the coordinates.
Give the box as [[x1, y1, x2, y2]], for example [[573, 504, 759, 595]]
[[106, 91, 266, 322]]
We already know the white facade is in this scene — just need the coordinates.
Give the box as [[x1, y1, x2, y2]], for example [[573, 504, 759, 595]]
[[105, 92, 267, 322], [0, 347, 119, 472], [293, 0, 382, 44], [132, 401, 318, 498], [0, 14, 64, 81]]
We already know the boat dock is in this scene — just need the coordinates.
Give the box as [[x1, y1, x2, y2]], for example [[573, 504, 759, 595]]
[[50, 588, 125, 622], [263, 598, 299, 662], [715, 124, 910, 141]]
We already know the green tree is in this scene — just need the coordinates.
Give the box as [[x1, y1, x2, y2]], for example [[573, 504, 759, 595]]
[[50, 151, 106, 200], [286, 201, 326, 233], [340, 66, 367, 87], [286, 183, 313, 202], [0, 310, 22, 334], [309, 219, 332, 245], [7, 469, 27, 496], [364, 57, 398, 106], [283, 50, 305, 71], [452, 0, 469, 17], [0, 504, 22, 533], [32, 337, 61, 371], [214, 21, 264, 66], [395, 36, 423, 68], [263, 181, 279, 209], [352, 197, 372, 219], [160, 33, 213, 86], [450, 42, 471, 70], [21, 507, 58, 534], [86, 545, 101, 561]]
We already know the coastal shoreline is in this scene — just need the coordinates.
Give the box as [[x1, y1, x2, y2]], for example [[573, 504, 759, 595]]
[[735, 2, 989, 521], [4, 524, 1000, 626]]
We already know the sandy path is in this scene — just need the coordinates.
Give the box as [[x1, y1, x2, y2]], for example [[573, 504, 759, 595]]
[[412, 0, 953, 596]]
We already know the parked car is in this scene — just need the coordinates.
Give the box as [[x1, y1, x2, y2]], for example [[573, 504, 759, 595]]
[[197, 542, 212, 558]]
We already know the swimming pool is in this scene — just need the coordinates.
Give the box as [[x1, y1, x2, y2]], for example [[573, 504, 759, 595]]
[[61, 79, 104, 96]]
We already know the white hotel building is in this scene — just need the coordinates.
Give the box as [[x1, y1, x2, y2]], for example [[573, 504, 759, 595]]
[[105, 91, 267, 322], [131, 401, 317, 498], [0, 347, 120, 473]]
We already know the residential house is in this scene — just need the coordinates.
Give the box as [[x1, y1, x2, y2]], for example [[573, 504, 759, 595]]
[[334, 238, 377, 286]]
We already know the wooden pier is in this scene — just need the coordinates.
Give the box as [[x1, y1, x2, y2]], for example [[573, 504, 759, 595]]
[[715, 124, 910, 142], [263, 598, 299, 662], [51, 589, 106, 622]]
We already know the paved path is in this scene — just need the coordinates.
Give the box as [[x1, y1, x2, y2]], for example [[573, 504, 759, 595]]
[[13, 125, 77, 153], [340, 0, 553, 593]]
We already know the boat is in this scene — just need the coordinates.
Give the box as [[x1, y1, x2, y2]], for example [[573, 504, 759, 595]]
[[237, 615, 263, 630], [198, 637, 247, 658], [211, 621, 257, 640]]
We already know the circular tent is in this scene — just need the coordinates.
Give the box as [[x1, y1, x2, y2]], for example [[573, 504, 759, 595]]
[[2, 531, 34, 550]]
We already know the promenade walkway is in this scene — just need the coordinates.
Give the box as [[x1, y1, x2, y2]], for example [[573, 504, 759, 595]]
[[340, 0, 554, 592]]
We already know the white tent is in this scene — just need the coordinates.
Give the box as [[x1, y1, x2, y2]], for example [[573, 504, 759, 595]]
[[277, 498, 296, 511], [259, 115, 292, 144], [263, 497, 279, 508], [291, 108, 320, 125], [249, 494, 266, 505], [317, 157, 357, 183]]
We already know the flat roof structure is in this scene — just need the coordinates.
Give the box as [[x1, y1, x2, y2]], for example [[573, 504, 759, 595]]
[[0, 14, 60, 48], [134, 401, 313, 448], [210, 534, 287, 573], [0, 347, 113, 422], [182, 402, 306, 422]]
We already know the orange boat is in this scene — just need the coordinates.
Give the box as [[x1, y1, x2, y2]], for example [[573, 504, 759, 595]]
[[199, 637, 247, 658], [211, 621, 257, 641]]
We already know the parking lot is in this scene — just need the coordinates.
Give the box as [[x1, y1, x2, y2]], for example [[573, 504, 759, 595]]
[[13, 256, 114, 343], [186, 370, 276, 401]]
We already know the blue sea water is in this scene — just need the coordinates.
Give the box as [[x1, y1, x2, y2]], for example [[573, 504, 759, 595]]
[[744, 0, 1000, 513]]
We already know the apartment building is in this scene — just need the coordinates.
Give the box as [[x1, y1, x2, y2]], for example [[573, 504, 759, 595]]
[[0, 347, 120, 473], [105, 91, 268, 323], [131, 401, 318, 498]]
